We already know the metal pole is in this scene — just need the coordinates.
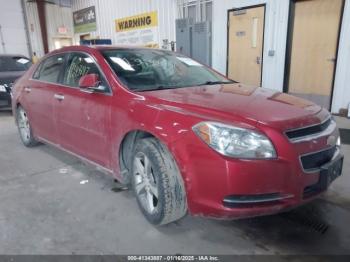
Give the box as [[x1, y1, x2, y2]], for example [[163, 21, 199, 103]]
[[196, 0, 201, 22], [202, 0, 207, 22], [37, 0, 49, 54], [0, 24, 6, 53], [178, 0, 184, 19], [21, 0, 33, 57]]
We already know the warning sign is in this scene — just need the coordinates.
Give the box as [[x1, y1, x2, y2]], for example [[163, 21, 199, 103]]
[[115, 11, 158, 32], [115, 11, 159, 47]]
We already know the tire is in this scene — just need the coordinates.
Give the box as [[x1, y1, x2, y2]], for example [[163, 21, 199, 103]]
[[131, 138, 187, 225], [16, 106, 39, 147]]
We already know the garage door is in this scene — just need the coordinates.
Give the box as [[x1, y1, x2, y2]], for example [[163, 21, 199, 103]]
[[286, 0, 343, 109], [0, 0, 29, 57], [227, 5, 265, 86]]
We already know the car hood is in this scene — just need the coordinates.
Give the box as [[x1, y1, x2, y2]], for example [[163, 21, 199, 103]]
[[142, 83, 327, 130], [0, 71, 25, 84]]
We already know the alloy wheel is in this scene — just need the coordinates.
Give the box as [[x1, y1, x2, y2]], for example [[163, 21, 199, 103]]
[[17, 108, 31, 143], [133, 152, 159, 215]]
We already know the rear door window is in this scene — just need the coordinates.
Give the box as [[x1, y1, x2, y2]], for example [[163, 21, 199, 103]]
[[35, 54, 66, 83]]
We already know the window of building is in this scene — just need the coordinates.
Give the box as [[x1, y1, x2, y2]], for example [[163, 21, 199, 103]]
[[181, 0, 212, 22]]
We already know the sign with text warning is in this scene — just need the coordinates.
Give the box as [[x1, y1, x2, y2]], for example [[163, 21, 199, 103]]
[[115, 11, 158, 32], [115, 11, 159, 48]]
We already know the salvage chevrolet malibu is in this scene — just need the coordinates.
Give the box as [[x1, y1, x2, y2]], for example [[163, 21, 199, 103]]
[[12, 46, 343, 225]]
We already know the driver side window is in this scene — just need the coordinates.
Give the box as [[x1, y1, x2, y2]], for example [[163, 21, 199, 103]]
[[63, 53, 109, 92]]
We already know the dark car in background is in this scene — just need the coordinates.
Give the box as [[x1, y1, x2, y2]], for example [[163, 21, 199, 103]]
[[0, 55, 32, 110]]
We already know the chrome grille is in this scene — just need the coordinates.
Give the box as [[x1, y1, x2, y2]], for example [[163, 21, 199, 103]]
[[285, 117, 336, 143]]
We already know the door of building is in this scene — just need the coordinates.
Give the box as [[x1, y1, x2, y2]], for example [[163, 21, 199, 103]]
[[227, 5, 265, 86], [53, 38, 73, 50], [285, 0, 344, 109]]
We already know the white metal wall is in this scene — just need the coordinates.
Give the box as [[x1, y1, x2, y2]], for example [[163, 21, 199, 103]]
[[0, 0, 30, 56], [212, 0, 350, 113], [25, 1, 44, 57], [332, 0, 350, 114], [72, 0, 178, 46], [25, 2, 74, 56], [45, 3, 74, 51], [212, 0, 289, 92]]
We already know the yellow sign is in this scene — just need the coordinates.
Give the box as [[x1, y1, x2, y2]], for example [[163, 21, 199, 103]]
[[144, 43, 159, 48], [115, 11, 158, 32]]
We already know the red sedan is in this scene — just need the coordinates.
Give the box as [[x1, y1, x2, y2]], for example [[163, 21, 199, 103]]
[[12, 46, 343, 225]]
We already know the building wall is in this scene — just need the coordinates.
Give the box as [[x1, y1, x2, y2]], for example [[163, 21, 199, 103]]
[[25, 1, 44, 57], [211, 0, 350, 113], [46, 0, 349, 113], [72, 0, 178, 47], [212, 0, 289, 92], [332, 0, 350, 114], [45, 4, 74, 52], [0, 0, 30, 57], [24, 1, 74, 57]]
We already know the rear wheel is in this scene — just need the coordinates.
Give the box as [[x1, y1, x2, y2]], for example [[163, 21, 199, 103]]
[[132, 138, 187, 225], [16, 106, 39, 147]]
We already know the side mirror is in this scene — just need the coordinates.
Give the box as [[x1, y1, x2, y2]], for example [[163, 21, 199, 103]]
[[79, 74, 100, 89]]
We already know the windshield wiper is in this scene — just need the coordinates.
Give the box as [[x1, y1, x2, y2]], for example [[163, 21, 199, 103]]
[[197, 80, 235, 86], [132, 81, 235, 92], [132, 85, 176, 92]]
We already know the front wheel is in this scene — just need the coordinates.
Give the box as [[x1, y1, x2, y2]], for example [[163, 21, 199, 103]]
[[132, 138, 187, 225], [16, 106, 39, 147]]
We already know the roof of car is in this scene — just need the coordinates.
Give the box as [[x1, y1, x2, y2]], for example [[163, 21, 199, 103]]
[[54, 45, 161, 53], [94, 45, 147, 50]]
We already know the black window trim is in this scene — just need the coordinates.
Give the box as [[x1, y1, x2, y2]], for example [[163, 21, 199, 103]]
[[29, 52, 67, 85], [32, 53, 67, 82], [32, 61, 44, 80], [30, 51, 113, 96]]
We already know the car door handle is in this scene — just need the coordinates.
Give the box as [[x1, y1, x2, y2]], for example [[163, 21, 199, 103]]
[[54, 94, 65, 101], [24, 87, 31, 93]]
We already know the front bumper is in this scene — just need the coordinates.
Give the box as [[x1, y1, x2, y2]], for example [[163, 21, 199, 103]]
[[170, 123, 343, 219], [0, 91, 12, 108]]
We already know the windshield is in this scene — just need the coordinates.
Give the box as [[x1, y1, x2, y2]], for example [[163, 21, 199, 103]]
[[102, 49, 232, 91], [0, 56, 32, 72]]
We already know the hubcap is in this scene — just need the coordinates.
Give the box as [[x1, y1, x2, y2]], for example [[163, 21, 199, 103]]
[[18, 108, 31, 143], [133, 152, 159, 214]]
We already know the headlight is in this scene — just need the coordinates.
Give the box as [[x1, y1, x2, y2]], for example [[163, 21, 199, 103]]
[[193, 122, 277, 159], [0, 85, 7, 92]]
